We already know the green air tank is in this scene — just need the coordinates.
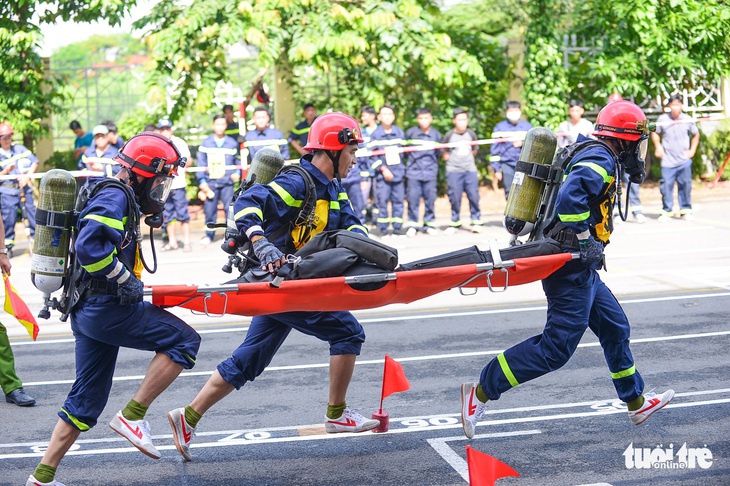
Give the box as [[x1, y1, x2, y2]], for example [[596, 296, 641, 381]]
[[245, 147, 286, 187], [503, 127, 557, 236], [31, 169, 77, 295]]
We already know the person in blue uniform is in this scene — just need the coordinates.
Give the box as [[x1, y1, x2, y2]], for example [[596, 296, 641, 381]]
[[0, 123, 39, 252], [289, 102, 317, 156], [27, 133, 201, 486], [222, 104, 240, 140], [167, 113, 377, 462], [460, 101, 675, 440], [368, 105, 407, 235], [197, 114, 241, 245], [244, 106, 290, 163], [357, 105, 379, 224], [490, 101, 533, 200], [404, 108, 441, 235], [81, 124, 120, 181]]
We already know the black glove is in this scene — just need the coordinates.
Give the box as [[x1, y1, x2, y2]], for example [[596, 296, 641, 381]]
[[252, 237, 285, 271], [117, 272, 144, 305], [579, 236, 604, 269]]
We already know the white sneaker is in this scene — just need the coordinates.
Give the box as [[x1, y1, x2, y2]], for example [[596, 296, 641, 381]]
[[657, 213, 671, 223], [633, 213, 646, 224], [628, 390, 675, 425], [443, 227, 459, 236], [460, 382, 487, 439], [324, 408, 379, 433], [26, 476, 65, 486], [682, 213, 695, 222], [405, 227, 418, 238], [199, 236, 212, 245], [471, 225, 483, 234], [109, 410, 161, 459], [424, 227, 439, 236], [168, 407, 196, 461]]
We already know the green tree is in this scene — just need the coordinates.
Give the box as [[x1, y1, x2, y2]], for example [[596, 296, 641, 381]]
[[568, 0, 730, 107], [135, 0, 486, 122], [0, 1, 137, 141]]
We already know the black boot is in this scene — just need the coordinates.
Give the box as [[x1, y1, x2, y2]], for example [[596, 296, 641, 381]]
[[5, 387, 36, 407]]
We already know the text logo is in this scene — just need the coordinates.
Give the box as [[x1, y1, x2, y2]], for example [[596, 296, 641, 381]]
[[623, 443, 713, 469]]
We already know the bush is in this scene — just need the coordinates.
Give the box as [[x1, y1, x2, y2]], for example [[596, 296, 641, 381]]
[[44, 149, 77, 171], [697, 121, 730, 181]]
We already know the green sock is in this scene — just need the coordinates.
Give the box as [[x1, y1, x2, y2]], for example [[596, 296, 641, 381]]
[[121, 399, 148, 421], [476, 384, 489, 403], [33, 463, 56, 483], [326, 402, 347, 419], [185, 405, 202, 428], [627, 395, 644, 411]]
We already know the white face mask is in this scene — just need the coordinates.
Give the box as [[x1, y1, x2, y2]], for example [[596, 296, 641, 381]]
[[506, 111, 522, 123]]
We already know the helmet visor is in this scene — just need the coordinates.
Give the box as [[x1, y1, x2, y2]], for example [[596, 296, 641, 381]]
[[638, 137, 648, 161]]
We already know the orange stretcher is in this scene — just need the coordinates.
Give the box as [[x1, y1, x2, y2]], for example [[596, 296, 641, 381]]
[[146, 252, 576, 317]]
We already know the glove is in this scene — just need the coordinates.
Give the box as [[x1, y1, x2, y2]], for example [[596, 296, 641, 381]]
[[252, 237, 285, 271], [117, 272, 144, 305], [578, 236, 604, 269]]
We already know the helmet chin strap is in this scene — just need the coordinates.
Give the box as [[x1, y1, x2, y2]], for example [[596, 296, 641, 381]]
[[324, 150, 342, 183]]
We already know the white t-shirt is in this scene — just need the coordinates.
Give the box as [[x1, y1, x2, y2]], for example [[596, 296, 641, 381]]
[[556, 119, 594, 148], [170, 135, 191, 190]]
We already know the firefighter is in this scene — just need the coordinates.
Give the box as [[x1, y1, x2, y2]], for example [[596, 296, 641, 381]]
[[27, 133, 201, 486], [197, 114, 241, 245], [460, 101, 675, 439], [289, 102, 317, 156], [0, 123, 39, 253], [81, 124, 120, 181], [243, 107, 290, 163], [167, 113, 377, 462]]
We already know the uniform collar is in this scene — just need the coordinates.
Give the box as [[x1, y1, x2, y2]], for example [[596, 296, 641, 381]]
[[300, 154, 331, 186]]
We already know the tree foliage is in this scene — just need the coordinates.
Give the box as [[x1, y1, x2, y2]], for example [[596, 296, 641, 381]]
[[568, 0, 730, 107], [0, 1, 137, 139]]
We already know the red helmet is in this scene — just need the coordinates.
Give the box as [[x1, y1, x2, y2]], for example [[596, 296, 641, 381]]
[[592, 100, 648, 142], [0, 123, 13, 137], [303, 112, 363, 152], [115, 132, 186, 178], [607, 92, 624, 103]]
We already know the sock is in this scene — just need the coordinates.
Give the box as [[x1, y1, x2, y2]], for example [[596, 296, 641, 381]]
[[185, 406, 202, 428], [627, 395, 645, 411], [33, 464, 56, 483], [121, 399, 148, 421], [326, 402, 347, 419], [476, 384, 488, 403]]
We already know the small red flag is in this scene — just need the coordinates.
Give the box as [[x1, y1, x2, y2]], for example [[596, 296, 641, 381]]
[[379, 355, 410, 411], [4, 274, 39, 341], [466, 446, 519, 486]]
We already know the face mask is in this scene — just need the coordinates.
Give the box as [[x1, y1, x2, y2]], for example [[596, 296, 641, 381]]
[[506, 111, 521, 123], [620, 137, 648, 184], [137, 175, 173, 220]]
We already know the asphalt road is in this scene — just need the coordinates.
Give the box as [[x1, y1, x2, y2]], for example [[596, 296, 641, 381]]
[[1, 193, 729, 485]]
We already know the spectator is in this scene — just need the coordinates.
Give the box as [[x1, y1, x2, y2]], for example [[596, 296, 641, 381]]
[[81, 125, 120, 180], [197, 114, 240, 245], [651, 94, 700, 222], [69, 121, 93, 168], [358, 105, 379, 224], [405, 107, 442, 236], [243, 107, 289, 163], [289, 103, 317, 156], [442, 108, 482, 234], [368, 105, 406, 236], [101, 120, 125, 150], [556, 100, 594, 149], [158, 119, 192, 252], [143, 123, 158, 133], [222, 104, 240, 139], [490, 101, 533, 200]]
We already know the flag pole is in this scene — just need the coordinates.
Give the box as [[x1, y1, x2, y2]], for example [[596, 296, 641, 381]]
[[379, 355, 387, 414]]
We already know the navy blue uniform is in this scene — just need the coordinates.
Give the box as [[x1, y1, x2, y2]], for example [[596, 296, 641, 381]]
[[60, 184, 200, 431], [0, 144, 38, 248], [197, 135, 240, 240], [479, 135, 644, 404], [288, 120, 312, 148], [404, 126, 441, 229], [368, 125, 406, 232], [490, 119, 533, 199], [244, 127, 290, 163], [219, 156, 368, 389], [355, 125, 378, 224], [81, 144, 121, 184]]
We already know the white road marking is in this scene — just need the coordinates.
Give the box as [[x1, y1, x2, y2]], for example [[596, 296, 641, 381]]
[[427, 430, 542, 483], [21, 329, 730, 387]]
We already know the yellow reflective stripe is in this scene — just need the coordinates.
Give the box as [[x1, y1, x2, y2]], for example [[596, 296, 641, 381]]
[[224, 128, 239, 135], [81, 249, 116, 273], [330, 201, 340, 210], [83, 214, 126, 230], [574, 162, 611, 183], [60, 407, 91, 431], [489, 155, 501, 162], [234, 207, 263, 221], [497, 352, 519, 387], [269, 182, 302, 208], [198, 146, 238, 155], [348, 224, 369, 234], [245, 139, 289, 147], [184, 353, 196, 365], [558, 210, 591, 223], [338, 192, 349, 200], [610, 365, 636, 380], [291, 126, 310, 135]]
